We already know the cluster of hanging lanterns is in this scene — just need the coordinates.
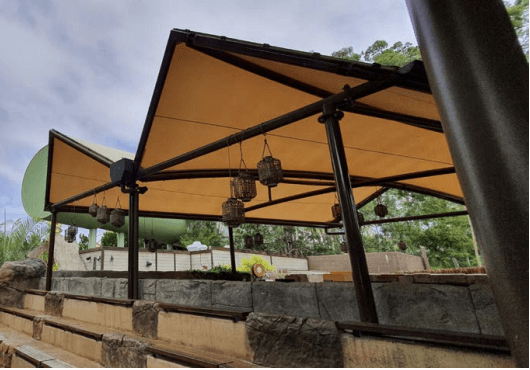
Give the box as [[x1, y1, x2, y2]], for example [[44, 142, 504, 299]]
[[89, 192, 125, 228], [222, 135, 283, 228], [243, 232, 264, 249]]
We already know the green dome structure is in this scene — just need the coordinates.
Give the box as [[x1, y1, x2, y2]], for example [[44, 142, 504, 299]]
[[22, 145, 188, 244]]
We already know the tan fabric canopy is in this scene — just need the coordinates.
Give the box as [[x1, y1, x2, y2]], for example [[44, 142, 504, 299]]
[[46, 29, 464, 227]]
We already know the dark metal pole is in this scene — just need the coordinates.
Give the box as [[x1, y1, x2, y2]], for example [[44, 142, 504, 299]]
[[228, 227, 236, 274], [320, 104, 378, 323], [45, 212, 57, 291], [407, 1, 528, 366], [362, 210, 468, 226], [128, 185, 139, 299]]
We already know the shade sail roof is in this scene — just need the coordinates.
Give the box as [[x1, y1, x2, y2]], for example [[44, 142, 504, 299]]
[[46, 29, 464, 227]]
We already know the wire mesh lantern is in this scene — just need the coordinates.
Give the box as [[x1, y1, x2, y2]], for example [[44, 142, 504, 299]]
[[254, 232, 264, 246], [231, 172, 257, 202], [357, 212, 364, 225], [331, 203, 341, 219], [231, 141, 257, 202], [89, 193, 99, 217], [147, 239, 157, 252], [257, 135, 283, 187], [96, 193, 110, 224], [222, 197, 245, 227], [374, 197, 388, 218], [340, 241, 348, 253], [110, 197, 125, 228], [398, 240, 407, 251], [64, 228, 74, 243], [244, 235, 254, 249]]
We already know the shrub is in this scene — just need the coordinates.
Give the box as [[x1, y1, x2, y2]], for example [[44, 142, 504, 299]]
[[237, 255, 274, 273]]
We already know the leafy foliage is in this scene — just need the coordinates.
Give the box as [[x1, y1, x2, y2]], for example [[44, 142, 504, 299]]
[[506, 0, 529, 57], [0, 217, 50, 266], [359, 189, 476, 270], [237, 255, 274, 273], [233, 224, 340, 256], [78, 233, 89, 251], [179, 221, 224, 248], [100, 231, 119, 247], [38, 251, 60, 271]]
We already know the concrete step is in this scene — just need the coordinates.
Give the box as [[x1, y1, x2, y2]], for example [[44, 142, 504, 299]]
[[0, 324, 102, 368], [0, 304, 257, 368]]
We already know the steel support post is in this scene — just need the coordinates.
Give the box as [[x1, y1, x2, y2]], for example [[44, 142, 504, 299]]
[[128, 185, 139, 299], [45, 211, 57, 291], [228, 227, 237, 274], [320, 104, 378, 323], [407, 1, 528, 366]]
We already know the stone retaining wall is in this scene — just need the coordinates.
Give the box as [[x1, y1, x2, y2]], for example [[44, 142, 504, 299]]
[[39, 273, 504, 336]]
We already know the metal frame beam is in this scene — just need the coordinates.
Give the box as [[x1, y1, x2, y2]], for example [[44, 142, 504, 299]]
[[137, 78, 397, 179], [362, 210, 468, 226], [245, 167, 456, 213], [321, 103, 377, 323], [45, 211, 57, 291], [407, 1, 528, 365]]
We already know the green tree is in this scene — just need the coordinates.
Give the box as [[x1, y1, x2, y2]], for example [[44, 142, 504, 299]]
[[506, 0, 529, 57], [233, 224, 340, 256], [359, 189, 475, 270], [331, 46, 361, 61], [0, 217, 50, 266], [100, 231, 118, 247], [179, 221, 224, 248], [78, 233, 89, 251]]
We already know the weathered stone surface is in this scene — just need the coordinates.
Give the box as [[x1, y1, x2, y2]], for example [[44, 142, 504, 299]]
[[101, 278, 115, 298], [468, 284, 505, 336], [466, 274, 490, 285], [114, 279, 128, 299], [0, 342, 15, 368], [68, 277, 102, 296], [139, 279, 156, 301], [373, 283, 480, 333], [413, 273, 468, 285], [246, 312, 343, 368], [51, 277, 69, 292], [132, 301, 159, 339], [33, 318, 44, 340], [0, 258, 46, 290], [0, 284, 25, 308], [44, 292, 64, 316], [102, 333, 147, 368], [211, 281, 252, 311], [38, 277, 45, 290], [155, 280, 212, 307], [317, 283, 359, 322], [252, 282, 320, 319]]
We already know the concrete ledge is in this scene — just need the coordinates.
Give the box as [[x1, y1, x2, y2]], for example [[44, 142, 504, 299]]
[[342, 333, 514, 367]]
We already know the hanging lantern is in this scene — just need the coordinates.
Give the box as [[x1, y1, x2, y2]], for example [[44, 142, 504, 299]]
[[97, 193, 110, 224], [97, 206, 110, 224], [231, 172, 257, 202], [110, 197, 125, 228], [64, 229, 74, 243], [357, 212, 365, 225], [67, 225, 78, 238], [340, 241, 348, 253], [244, 235, 254, 249], [147, 239, 157, 252], [398, 240, 407, 251], [257, 136, 283, 188], [374, 197, 388, 218], [89, 203, 99, 217], [110, 209, 125, 228], [257, 156, 283, 188], [222, 198, 245, 227], [254, 232, 264, 246], [331, 203, 341, 219]]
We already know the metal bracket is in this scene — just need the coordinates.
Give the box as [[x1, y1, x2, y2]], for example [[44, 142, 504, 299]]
[[318, 104, 344, 124]]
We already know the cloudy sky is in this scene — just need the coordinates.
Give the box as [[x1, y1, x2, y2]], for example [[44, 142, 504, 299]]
[[0, 0, 418, 228]]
